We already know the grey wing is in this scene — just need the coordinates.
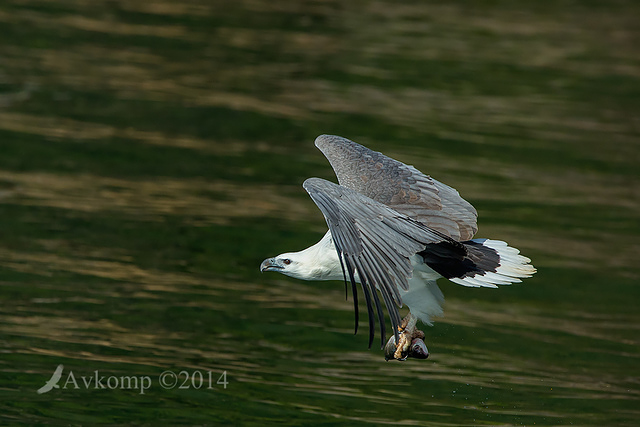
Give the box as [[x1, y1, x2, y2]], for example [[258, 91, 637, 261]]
[[303, 177, 457, 349], [314, 134, 478, 241]]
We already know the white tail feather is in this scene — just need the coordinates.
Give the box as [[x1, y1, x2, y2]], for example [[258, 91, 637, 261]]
[[450, 239, 536, 288]]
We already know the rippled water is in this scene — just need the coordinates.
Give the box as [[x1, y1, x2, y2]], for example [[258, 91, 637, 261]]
[[1, 0, 639, 425]]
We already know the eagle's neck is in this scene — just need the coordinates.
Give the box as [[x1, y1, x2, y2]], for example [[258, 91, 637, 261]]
[[295, 231, 343, 281]]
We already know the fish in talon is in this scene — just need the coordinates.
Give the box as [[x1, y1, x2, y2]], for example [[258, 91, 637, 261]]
[[409, 338, 429, 359]]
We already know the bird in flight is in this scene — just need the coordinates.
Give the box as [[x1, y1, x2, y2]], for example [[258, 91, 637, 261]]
[[260, 135, 536, 360], [37, 364, 64, 394]]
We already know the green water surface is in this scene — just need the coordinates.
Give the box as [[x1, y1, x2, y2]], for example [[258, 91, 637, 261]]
[[1, 0, 639, 425]]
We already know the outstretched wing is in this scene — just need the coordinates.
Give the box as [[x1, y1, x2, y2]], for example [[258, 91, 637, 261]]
[[303, 177, 458, 348], [314, 135, 478, 241]]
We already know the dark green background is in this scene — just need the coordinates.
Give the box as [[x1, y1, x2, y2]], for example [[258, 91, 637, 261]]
[[1, 0, 638, 425]]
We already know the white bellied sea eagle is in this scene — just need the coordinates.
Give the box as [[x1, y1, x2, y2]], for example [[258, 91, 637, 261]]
[[260, 135, 536, 361]]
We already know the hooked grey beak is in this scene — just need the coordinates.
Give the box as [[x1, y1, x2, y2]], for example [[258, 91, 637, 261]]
[[260, 257, 284, 272]]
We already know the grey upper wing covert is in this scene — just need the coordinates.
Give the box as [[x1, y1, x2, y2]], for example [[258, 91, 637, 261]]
[[314, 135, 478, 241], [303, 177, 456, 349]]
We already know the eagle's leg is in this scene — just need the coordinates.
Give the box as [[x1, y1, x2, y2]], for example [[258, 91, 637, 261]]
[[384, 313, 429, 361], [394, 314, 417, 360]]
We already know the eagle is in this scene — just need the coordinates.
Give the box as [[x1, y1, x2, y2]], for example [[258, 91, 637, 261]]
[[260, 135, 536, 360]]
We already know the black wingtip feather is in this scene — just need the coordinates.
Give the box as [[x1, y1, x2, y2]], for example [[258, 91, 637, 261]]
[[345, 257, 365, 340], [362, 244, 401, 348], [351, 280, 359, 335], [378, 285, 400, 347], [335, 244, 359, 336], [372, 285, 386, 349], [353, 257, 387, 349], [347, 257, 376, 349]]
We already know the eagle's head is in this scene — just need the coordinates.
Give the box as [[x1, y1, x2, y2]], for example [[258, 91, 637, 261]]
[[260, 253, 310, 280]]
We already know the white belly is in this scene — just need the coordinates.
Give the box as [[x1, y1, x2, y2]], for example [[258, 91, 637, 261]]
[[400, 255, 445, 325]]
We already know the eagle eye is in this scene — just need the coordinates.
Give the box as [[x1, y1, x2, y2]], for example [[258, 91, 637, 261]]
[[283, 259, 291, 265]]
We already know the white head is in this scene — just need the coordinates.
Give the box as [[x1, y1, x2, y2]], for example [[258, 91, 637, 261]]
[[259, 252, 313, 280], [260, 232, 342, 281]]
